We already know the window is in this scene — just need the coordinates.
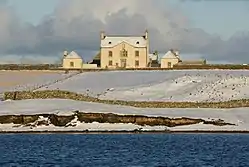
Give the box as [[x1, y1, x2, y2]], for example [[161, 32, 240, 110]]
[[108, 51, 113, 57], [120, 50, 128, 57], [70, 62, 74, 67], [136, 41, 139, 44], [108, 41, 112, 44], [109, 60, 113, 66], [124, 50, 128, 57], [135, 51, 139, 57], [135, 60, 139, 67], [168, 62, 172, 68]]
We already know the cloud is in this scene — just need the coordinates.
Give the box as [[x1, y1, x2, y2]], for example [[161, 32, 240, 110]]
[[0, 0, 248, 63]]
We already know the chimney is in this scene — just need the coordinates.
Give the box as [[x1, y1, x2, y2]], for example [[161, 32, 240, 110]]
[[174, 50, 179, 56], [145, 29, 148, 40], [100, 31, 105, 40], [63, 51, 68, 58]]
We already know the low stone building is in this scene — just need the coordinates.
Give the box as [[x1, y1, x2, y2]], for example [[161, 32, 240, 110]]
[[62, 51, 98, 69], [62, 51, 83, 69], [160, 50, 181, 68], [177, 59, 207, 66]]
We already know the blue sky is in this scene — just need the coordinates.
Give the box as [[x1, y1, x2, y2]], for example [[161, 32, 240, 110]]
[[6, 0, 248, 39], [174, 0, 249, 39], [7, 0, 59, 24]]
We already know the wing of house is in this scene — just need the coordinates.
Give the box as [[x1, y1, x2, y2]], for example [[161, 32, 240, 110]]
[[160, 50, 181, 68], [62, 51, 83, 69]]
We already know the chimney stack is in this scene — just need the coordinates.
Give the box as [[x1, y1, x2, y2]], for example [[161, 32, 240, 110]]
[[63, 51, 68, 57], [145, 29, 148, 40], [174, 50, 179, 56], [100, 31, 105, 40]]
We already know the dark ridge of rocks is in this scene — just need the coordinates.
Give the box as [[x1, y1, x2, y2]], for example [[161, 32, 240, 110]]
[[0, 115, 39, 124], [47, 114, 75, 127], [3, 90, 249, 108], [0, 112, 235, 128]]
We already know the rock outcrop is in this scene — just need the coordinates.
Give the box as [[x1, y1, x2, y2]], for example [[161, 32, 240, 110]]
[[0, 112, 234, 127]]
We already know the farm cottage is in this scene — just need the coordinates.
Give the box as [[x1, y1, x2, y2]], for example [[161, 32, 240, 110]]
[[160, 50, 181, 68], [62, 51, 83, 69]]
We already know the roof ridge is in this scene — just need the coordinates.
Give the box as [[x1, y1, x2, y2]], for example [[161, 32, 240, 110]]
[[162, 51, 179, 59], [65, 51, 82, 59]]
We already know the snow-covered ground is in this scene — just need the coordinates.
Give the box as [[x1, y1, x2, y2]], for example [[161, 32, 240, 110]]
[[39, 70, 249, 102], [0, 99, 249, 132], [2, 70, 249, 132]]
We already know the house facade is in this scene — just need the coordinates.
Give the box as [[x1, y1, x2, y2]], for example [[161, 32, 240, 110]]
[[62, 51, 83, 69], [160, 50, 181, 68], [100, 30, 149, 68]]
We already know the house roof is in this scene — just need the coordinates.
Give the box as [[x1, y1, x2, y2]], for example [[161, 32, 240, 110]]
[[64, 51, 82, 59], [161, 50, 180, 59], [93, 52, 101, 60], [101, 36, 147, 48]]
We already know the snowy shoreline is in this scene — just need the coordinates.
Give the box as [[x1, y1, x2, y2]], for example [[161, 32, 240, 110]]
[[1, 99, 249, 132], [1, 130, 249, 134]]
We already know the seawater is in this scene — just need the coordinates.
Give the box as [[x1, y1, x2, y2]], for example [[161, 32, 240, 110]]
[[0, 134, 248, 167]]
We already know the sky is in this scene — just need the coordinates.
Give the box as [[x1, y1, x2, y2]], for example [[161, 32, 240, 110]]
[[0, 0, 249, 64]]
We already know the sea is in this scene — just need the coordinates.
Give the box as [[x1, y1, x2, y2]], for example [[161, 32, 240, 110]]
[[0, 134, 248, 167]]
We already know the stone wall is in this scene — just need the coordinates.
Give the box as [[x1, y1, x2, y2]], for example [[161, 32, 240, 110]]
[[0, 64, 60, 70], [1, 64, 249, 71], [4, 90, 249, 108]]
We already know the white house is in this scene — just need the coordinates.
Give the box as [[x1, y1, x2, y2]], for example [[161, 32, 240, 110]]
[[62, 51, 83, 69], [160, 50, 181, 68]]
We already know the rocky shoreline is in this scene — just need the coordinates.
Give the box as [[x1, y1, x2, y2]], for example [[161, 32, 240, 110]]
[[1, 130, 249, 134], [0, 111, 234, 128], [4, 90, 249, 108]]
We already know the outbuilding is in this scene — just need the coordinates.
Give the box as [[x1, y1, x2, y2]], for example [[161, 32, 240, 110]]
[[160, 50, 181, 68], [62, 51, 83, 69]]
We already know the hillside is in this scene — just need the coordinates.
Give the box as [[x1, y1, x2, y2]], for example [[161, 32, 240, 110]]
[[38, 70, 249, 102], [0, 71, 78, 98]]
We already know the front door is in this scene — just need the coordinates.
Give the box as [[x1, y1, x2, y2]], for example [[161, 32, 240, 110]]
[[120, 59, 127, 68], [168, 62, 172, 68]]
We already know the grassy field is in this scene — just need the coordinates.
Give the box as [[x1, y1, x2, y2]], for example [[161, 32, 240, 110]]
[[0, 71, 77, 94]]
